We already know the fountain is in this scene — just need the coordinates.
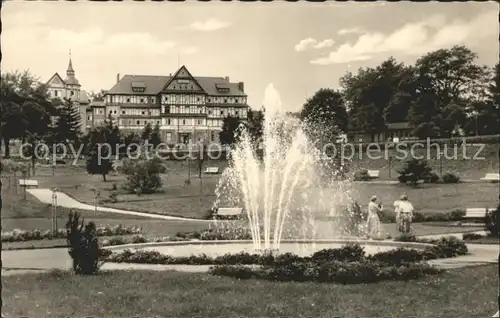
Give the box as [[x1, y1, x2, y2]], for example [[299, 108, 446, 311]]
[[109, 84, 405, 259], [214, 83, 358, 254]]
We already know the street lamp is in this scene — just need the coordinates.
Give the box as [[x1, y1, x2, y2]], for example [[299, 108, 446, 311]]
[[52, 188, 58, 235], [92, 188, 100, 216], [438, 151, 444, 177]]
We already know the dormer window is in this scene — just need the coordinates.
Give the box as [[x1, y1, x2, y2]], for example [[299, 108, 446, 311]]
[[131, 81, 146, 93]]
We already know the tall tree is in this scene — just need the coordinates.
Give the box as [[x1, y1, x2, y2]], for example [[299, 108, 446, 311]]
[[149, 123, 162, 148], [84, 125, 115, 182], [247, 108, 264, 144], [219, 116, 243, 146], [52, 98, 82, 144], [300, 88, 348, 144], [141, 122, 153, 142], [412, 46, 487, 136], [0, 70, 56, 157], [408, 92, 442, 139], [341, 58, 410, 133]]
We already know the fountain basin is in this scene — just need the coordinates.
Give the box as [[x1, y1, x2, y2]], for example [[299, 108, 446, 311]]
[[104, 239, 434, 258]]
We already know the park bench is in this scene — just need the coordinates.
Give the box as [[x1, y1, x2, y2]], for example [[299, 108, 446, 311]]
[[205, 167, 220, 174], [462, 208, 489, 222], [213, 207, 243, 219], [367, 170, 380, 179], [18, 179, 38, 188], [480, 173, 500, 182]]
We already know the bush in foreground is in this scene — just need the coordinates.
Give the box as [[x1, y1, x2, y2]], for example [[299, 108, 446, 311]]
[[66, 211, 110, 275], [484, 203, 500, 237], [104, 236, 467, 267], [442, 172, 460, 183], [210, 260, 442, 284]]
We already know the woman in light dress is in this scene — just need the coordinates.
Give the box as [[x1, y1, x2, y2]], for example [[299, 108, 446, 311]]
[[366, 195, 383, 239]]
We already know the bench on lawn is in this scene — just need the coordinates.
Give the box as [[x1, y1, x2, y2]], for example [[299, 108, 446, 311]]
[[463, 208, 489, 220], [18, 179, 38, 188], [213, 207, 243, 219], [480, 173, 500, 182], [367, 170, 380, 179], [205, 167, 220, 174]]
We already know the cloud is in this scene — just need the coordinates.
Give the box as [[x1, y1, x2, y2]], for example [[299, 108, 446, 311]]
[[294, 38, 335, 52], [45, 28, 177, 57], [311, 11, 497, 65], [337, 28, 365, 35], [189, 18, 231, 32], [313, 39, 335, 49], [179, 46, 199, 55]]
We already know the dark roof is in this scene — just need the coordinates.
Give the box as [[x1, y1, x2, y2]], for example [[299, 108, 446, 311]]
[[107, 74, 246, 97]]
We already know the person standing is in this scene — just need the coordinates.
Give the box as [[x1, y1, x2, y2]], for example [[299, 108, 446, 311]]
[[397, 194, 414, 234], [367, 195, 383, 239]]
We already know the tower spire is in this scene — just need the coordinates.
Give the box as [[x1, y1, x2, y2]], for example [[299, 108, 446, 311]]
[[67, 49, 74, 75]]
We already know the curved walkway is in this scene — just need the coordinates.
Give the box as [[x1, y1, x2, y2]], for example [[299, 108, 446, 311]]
[[2, 233, 498, 276], [27, 188, 211, 222]]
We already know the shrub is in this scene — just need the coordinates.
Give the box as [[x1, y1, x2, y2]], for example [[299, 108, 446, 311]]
[[394, 233, 417, 242], [423, 172, 440, 184], [211, 261, 442, 284], [121, 156, 166, 194], [397, 159, 433, 186], [462, 233, 484, 240], [65, 211, 108, 275], [353, 169, 371, 181], [104, 238, 468, 267], [484, 203, 500, 237], [340, 202, 366, 236], [1, 223, 141, 242], [442, 172, 460, 183], [108, 191, 118, 203], [311, 244, 365, 263]]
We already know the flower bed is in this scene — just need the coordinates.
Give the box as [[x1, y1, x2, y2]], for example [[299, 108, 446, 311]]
[[1, 225, 142, 242], [104, 237, 467, 266], [103, 239, 467, 284]]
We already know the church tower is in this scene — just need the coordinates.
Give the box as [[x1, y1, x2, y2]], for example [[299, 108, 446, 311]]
[[64, 50, 81, 101]]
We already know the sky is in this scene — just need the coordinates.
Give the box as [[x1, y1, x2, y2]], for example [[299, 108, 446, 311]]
[[2, 1, 498, 112]]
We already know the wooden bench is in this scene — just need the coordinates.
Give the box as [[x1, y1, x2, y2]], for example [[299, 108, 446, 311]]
[[480, 173, 500, 182], [205, 167, 220, 174], [463, 208, 489, 221], [367, 170, 380, 179], [213, 207, 243, 219], [19, 179, 38, 188]]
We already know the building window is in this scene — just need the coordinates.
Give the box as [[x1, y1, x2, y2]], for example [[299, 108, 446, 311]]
[[127, 98, 130, 103], [137, 120, 140, 125], [140, 98, 144, 103], [224, 98, 227, 103], [141, 111, 145, 115], [182, 119, 186, 125], [122, 110, 125, 115], [55, 90, 58, 97]]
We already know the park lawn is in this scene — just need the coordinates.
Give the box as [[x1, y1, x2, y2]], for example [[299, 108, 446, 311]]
[[2, 265, 498, 318]]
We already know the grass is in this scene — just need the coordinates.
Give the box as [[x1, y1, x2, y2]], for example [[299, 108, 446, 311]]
[[3, 163, 498, 221], [2, 265, 498, 317]]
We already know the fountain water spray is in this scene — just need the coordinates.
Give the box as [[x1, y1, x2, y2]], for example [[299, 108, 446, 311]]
[[215, 84, 356, 253]]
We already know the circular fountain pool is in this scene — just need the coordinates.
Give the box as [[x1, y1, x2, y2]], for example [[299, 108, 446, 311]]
[[106, 239, 434, 258]]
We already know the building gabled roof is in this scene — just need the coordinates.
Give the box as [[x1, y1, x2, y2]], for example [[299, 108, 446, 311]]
[[107, 75, 170, 95], [106, 71, 247, 97], [46, 72, 66, 85]]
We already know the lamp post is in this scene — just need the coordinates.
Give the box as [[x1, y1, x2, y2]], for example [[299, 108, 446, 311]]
[[52, 188, 58, 235], [438, 151, 444, 177], [93, 188, 100, 216]]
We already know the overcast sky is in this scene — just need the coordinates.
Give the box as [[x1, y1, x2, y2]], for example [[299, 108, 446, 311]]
[[2, 1, 498, 111]]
